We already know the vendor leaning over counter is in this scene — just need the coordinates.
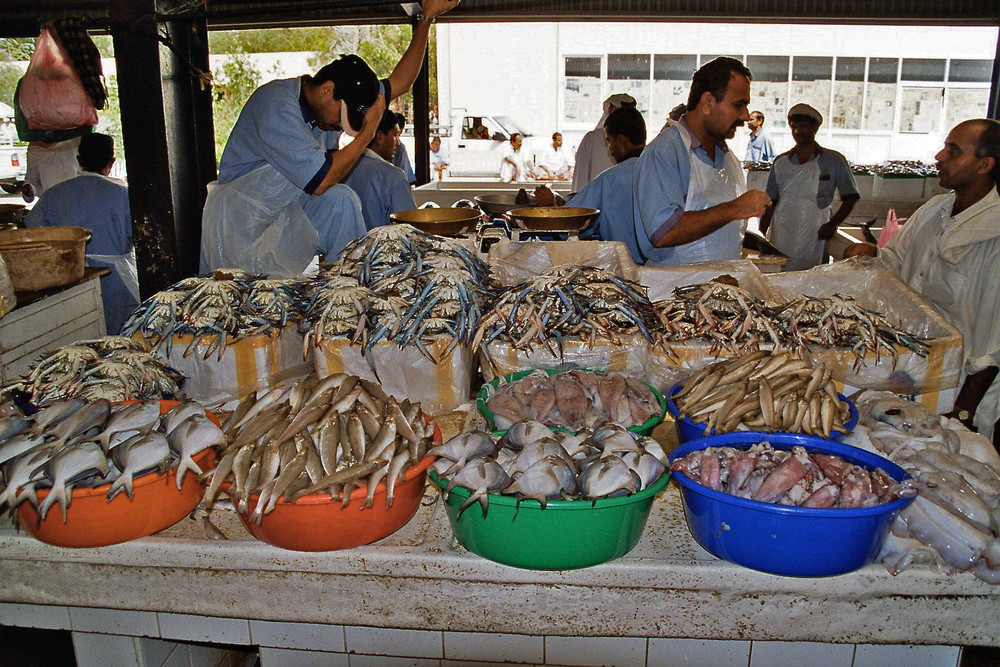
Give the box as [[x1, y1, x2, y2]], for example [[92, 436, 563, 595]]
[[533, 106, 647, 264], [632, 57, 771, 266], [844, 118, 1000, 445], [343, 109, 416, 231], [200, 0, 459, 277]]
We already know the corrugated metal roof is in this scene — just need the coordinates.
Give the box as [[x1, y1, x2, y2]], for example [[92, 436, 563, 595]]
[[0, 0, 997, 36]]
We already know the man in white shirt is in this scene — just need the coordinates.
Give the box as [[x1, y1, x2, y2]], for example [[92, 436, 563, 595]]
[[845, 118, 1000, 444]]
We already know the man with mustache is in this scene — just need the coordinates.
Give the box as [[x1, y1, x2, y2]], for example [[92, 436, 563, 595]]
[[844, 119, 1000, 445], [633, 57, 771, 265]]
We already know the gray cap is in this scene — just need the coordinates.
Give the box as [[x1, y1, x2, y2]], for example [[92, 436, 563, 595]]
[[787, 103, 822, 125]]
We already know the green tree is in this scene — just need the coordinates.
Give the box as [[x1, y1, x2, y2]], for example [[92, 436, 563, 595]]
[[211, 52, 264, 158]]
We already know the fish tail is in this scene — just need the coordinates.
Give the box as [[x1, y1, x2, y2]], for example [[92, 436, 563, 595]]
[[37, 486, 62, 522], [456, 491, 480, 520], [174, 456, 203, 490]]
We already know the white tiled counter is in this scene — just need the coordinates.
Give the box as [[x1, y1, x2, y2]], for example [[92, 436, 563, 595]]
[[0, 484, 994, 667]]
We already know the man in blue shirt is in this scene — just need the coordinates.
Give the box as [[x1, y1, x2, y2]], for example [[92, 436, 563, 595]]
[[200, 0, 458, 276], [759, 103, 860, 271], [25, 133, 139, 334], [536, 107, 647, 264], [633, 57, 771, 266], [744, 110, 776, 164], [344, 110, 417, 230], [391, 111, 417, 185]]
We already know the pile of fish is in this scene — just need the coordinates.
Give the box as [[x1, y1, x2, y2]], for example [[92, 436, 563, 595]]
[[121, 269, 310, 360], [201, 372, 435, 522], [485, 369, 660, 432], [431, 419, 669, 518], [652, 280, 783, 356], [473, 265, 659, 370], [843, 392, 1000, 584], [5, 336, 184, 406], [670, 442, 903, 508], [670, 351, 852, 437], [651, 279, 929, 365], [303, 224, 496, 367], [770, 293, 930, 366], [0, 397, 223, 522]]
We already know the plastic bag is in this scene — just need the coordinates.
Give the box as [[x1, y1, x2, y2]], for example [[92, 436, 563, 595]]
[[13, 79, 93, 143], [877, 208, 906, 247], [19, 24, 99, 131]]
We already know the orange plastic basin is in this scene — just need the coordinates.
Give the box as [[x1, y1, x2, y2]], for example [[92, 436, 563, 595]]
[[18, 400, 218, 548]]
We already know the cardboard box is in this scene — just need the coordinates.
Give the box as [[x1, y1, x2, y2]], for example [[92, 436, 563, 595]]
[[315, 336, 473, 415], [872, 173, 925, 200], [766, 262, 963, 398], [140, 326, 313, 407]]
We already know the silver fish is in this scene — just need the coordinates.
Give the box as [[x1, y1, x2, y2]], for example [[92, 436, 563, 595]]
[[99, 400, 163, 452], [444, 455, 511, 519], [168, 414, 226, 489], [30, 398, 87, 433], [578, 455, 638, 499], [0, 431, 48, 467], [46, 399, 111, 449], [0, 447, 52, 511], [0, 415, 30, 442], [504, 455, 578, 509], [499, 420, 552, 451], [162, 400, 206, 435], [36, 441, 110, 522], [107, 432, 171, 500], [427, 431, 496, 477]]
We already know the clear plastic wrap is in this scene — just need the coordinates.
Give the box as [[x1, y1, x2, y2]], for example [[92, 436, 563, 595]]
[[766, 259, 963, 398], [487, 239, 639, 286], [315, 337, 473, 415]]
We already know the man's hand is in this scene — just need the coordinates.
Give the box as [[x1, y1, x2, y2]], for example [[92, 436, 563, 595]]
[[732, 189, 771, 219], [842, 242, 877, 259], [533, 185, 557, 207], [818, 221, 839, 241], [423, 0, 460, 19], [359, 94, 386, 139]]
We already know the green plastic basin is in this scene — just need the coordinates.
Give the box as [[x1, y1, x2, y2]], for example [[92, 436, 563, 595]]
[[431, 470, 669, 570], [477, 368, 666, 437]]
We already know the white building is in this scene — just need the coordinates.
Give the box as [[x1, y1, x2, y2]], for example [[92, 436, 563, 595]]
[[437, 22, 999, 163]]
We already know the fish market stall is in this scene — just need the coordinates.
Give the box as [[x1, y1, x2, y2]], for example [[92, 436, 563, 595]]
[[1, 239, 999, 666]]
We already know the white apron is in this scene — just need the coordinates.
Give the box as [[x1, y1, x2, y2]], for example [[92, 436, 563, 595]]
[[766, 156, 829, 272], [650, 129, 746, 265], [87, 250, 140, 334], [200, 164, 319, 278]]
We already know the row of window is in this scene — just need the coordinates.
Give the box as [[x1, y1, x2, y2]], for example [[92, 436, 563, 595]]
[[564, 55, 994, 84]]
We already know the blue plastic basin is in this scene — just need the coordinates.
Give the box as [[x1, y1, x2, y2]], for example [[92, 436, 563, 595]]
[[665, 382, 858, 443], [668, 432, 913, 577]]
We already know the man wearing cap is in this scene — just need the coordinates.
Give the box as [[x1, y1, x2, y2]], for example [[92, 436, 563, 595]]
[[344, 109, 416, 231], [759, 103, 859, 271], [201, 0, 459, 277], [572, 93, 636, 191], [633, 57, 771, 266]]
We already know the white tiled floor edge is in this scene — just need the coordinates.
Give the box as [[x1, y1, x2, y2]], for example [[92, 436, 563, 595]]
[[0, 604, 966, 667]]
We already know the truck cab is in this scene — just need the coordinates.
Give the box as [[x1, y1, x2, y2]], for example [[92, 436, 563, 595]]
[[441, 111, 539, 178], [0, 118, 26, 194]]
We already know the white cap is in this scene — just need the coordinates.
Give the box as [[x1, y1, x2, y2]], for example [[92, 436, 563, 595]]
[[603, 93, 637, 115], [787, 103, 822, 125]]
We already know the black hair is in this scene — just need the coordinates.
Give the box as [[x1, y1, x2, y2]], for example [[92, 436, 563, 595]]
[[687, 57, 753, 111], [972, 118, 1000, 186], [552, 131, 562, 141], [394, 111, 406, 131], [377, 109, 399, 135], [78, 133, 114, 172], [604, 106, 646, 146], [751, 110, 765, 122], [510, 133, 522, 143]]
